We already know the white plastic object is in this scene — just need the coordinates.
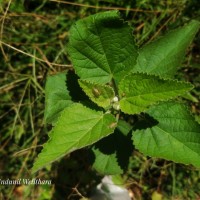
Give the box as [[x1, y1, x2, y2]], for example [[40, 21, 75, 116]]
[[90, 176, 131, 200]]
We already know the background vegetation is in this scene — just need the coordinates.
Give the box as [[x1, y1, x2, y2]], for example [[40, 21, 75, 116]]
[[0, 0, 200, 199]]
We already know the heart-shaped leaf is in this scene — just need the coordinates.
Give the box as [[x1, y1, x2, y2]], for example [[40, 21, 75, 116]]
[[32, 103, 116, 173], [68, 10, 138, 84], [132, 102, 200, 167]]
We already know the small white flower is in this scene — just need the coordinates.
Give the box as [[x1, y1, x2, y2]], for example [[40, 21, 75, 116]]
[[115, 104, 120, 110], [113, 103, 120, 111], [113, 96, 118, 102]]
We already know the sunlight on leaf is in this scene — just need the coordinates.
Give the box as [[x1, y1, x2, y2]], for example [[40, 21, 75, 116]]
[[133, 20, 200, 78], [32, 103, 116, 173], [119, 73, 193, 114], [44, 72, 72, 124], [68, 10, 138, 84], [78, 79, 115, 108], [133, 101, 200, 167]]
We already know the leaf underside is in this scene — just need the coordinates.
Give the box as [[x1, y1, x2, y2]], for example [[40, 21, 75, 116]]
[[78, 79, 115, 108], [68, 10, 138, 84], [32, 103, 116, 173], [133, 20, 200, 78], [119, 73, 193, 114], [132, 102, 200, 167]]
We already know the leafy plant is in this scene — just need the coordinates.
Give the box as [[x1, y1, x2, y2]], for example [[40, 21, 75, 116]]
[[32, 11, 200, 174]]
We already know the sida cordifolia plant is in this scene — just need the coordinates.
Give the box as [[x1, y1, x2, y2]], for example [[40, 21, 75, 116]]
[[32, 11, 200, 174]]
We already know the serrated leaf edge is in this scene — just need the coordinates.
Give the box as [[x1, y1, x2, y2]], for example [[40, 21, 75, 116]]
[[133, 20, 200, 78], [92, 146, 123, 174], [32, 103, 116, 173], [119, 72, 194, 115], [132, 101, 200, 166], [68, 10, 138, 84], [78, 79, 115, 108]]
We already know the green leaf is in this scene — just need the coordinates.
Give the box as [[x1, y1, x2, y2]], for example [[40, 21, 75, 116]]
[[92, 147, 123, 175], [44, 72, 72, 124], [92, 128, 133, 175], [119, 73, 193, 114], [117, 120, 132, 136], [133, 20, 200, 78], [132, 102, 200, 167], [78, 79, 115, 108], [68, 10, 138, 84], [32, 103, 116, 173]]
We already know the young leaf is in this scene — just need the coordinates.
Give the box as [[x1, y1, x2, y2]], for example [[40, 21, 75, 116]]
[[132, 102, 200, 167], [68, 10, 138, 84], [133, 20, 200, 78], [119, 73, 193, 114], [32, 103, 116, 173], [44, 72, 73, 124], [78, 79, 115, 108]]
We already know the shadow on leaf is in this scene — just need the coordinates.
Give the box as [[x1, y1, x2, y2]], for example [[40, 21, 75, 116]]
[[133, 113, 158, 131], [90, 128, 134, 174], [66, 70, 103, 111], [66, 70, 89, 101]]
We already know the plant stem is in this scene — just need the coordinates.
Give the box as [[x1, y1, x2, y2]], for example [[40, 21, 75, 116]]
[[111, 78, 119, 97]]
